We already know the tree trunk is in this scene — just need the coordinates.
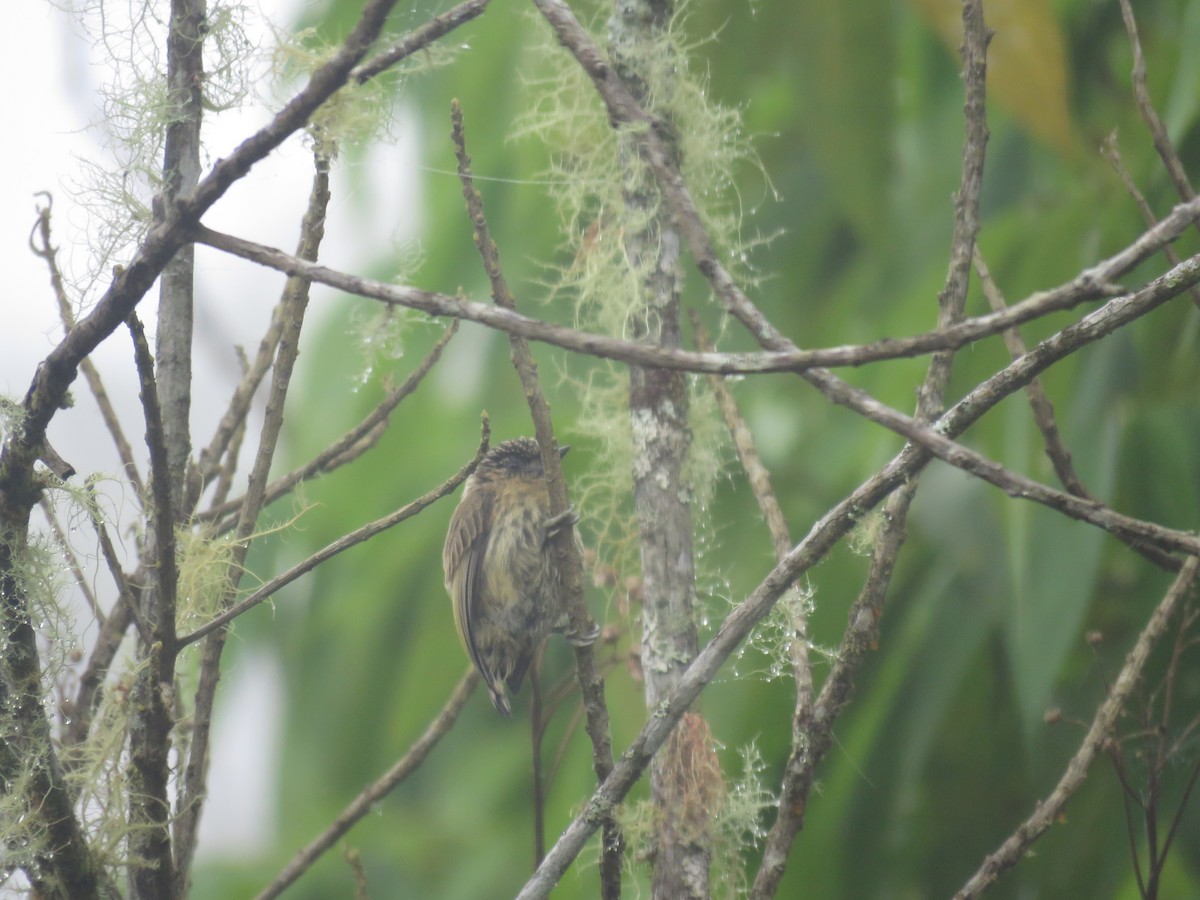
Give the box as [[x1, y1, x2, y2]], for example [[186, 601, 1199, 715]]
[[610, 1, 717, 895]]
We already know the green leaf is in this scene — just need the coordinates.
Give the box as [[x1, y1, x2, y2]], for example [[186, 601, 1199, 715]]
[[793, 3, 896, 241], [1003, 338, 1125, 736], [909, 0, 1079, 156]]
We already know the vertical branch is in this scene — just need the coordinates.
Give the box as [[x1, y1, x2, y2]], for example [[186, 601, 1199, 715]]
[[173, 149, 331, 894], [1117, 0, 1197, 211], [124, 5, 207, 893], [126, 313, 181, 898], [30, 196, 144, 497], [0, 526, 103, 897], [157, 0, 207, 514], [608, 3, 715, 897], [751, 2, 990, 896], [531, 651, 548, 864], [451, 100, 622, 899]]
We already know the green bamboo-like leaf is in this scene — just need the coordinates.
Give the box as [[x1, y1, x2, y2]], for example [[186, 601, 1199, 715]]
[[909, 0, 1079, 156], [1003, 337, 1126, 736]]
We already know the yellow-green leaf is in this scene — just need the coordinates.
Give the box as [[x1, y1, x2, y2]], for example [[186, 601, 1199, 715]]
[[909, 0, 1079, 157]]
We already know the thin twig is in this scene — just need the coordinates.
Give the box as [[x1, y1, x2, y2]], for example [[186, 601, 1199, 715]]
[[63, 485, 148, 750], [63, 581, 138, 750], [174, 149, 332, 892], [196, 290, 289, 495], [29, 195, 142, 495], [38, 497, 102, 624], [691, 317, 793, 562], [975, 247, 1089, 492], [754, 4, 990, 891], [178, 421, 490, 648], [208, 349, 251, 511], [195, 199, 1200, 376], [1101, 133, 1200, 313], [255, 667, 480, 900], [531, 649, 548, 865], [351, 0, 493, 83], [974, 246, 1181, 572], [692, 312, 812, 890], [198, 321, 459, 527], [954, 557, 1200, 898], [1118, 0, 1197, 211], [451, 99, 622, 899]]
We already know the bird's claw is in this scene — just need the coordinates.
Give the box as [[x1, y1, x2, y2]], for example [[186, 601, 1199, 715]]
[[564, 620, 600, 647], [542, 504, 579, 540]]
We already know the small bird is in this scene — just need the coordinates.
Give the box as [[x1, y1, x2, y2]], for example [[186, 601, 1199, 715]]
[[443, 437, 592, 716]]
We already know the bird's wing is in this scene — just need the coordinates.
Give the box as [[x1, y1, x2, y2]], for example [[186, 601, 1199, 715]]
[[444, 488, 492, 677]]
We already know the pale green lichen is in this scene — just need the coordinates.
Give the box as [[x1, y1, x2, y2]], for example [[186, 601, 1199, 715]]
[[516, 2, 761, 618], [612, 740, 776, 899], [847, 508, 887, 557], [61, 0, 254, 303], [174, 525, 239, 630]]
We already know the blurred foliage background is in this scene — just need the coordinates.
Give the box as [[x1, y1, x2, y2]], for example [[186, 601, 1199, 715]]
[[193, 0, 1200, 897]]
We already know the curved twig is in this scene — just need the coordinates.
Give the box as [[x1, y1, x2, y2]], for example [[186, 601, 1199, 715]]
[[255, 667, 481, 900]]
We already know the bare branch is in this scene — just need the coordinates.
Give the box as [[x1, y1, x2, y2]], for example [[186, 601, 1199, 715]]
[[255, 667, 480, 900], [974, 247, 1180, 572], [1101, 133, 1200, 313], [1118, 0, 1197, 210], [125, 311, 179, 897], [954, 557, 1200, 898], [178, 421, 489, 649], [351, 0, 493, 83], [451, 99, 622, 898], [198, 322, 459, 527], [691, 317, 794, 564], [30, 196, 137, 489], [175, 148, 332, 891], [194, 193, 1200, 378], [197, 297, 288, 494]]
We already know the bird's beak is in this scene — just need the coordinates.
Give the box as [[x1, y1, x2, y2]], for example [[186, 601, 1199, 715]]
[[558, 444, 571, 458]]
